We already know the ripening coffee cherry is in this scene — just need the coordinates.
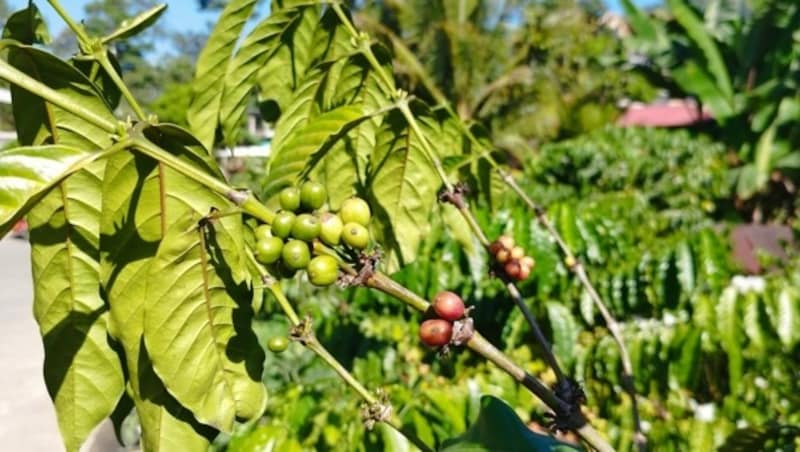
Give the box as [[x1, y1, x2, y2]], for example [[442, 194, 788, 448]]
[[267, 336, 289, 353], [255, 236, 284, 264], [279, 187, 301, 212], [518, 264, 531, 281], [504, 260, 522, 280], [271, 211, 296, 239], [564, 255, 577, 268], [419, 319, 453, 347], [488, 240, 504, 256], [300, 181, 327, 210], [291, 213, 321, 241], [319, 212, 343, 246], [510, 246, 525, 260], [342, 222, 369, 249], [254, 224, 272, 242], [282, 240, 310, 270], [307, 255, 339, 286], [339, 197, 371, 226], [496, 249, 510, 264], [498, 235, 514, 250], [433, 291, 465, 321], [521, 256, 535, 270]]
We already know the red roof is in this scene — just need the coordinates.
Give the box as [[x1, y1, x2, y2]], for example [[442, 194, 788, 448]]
[[617, 99, 713, 127]]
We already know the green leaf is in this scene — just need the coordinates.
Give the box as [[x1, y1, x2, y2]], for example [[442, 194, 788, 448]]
[[318, 50, 393, 208], [620, 0, 667, 51], [264, 105, 370, 198], [187, 0, 259, 150], [144, 212, 267, 431], [667, 0, 733, 100], [2, 3, 50, 44], [0, 145, 107, 237], [546, 302, 580, 368], [368, 109, 441, 271], [5, 40, 122, 452], [101, 123, 263, 433], [671, 61, 734, 119], [440, 396, 581, 452], [716, 286, 742, 394], [101, 4, 167, 43], [751, 122, 777, 196], [100, 150, 215, 451], [218, 4, 310, 146], [771, 286, 800, 348], [269, 69, 326, 154], [28, 161, 125, 452]]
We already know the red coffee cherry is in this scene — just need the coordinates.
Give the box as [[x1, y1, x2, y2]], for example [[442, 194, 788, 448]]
[[504, 260, 522, 279], [419, 319, 453, 347], [433, 291, 465, 321]]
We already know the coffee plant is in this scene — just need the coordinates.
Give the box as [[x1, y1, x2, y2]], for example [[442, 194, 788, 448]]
[[2, 1, 796, 451]]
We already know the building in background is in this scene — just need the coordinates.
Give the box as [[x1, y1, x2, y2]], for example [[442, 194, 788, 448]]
[[0, 88, 15, 147]]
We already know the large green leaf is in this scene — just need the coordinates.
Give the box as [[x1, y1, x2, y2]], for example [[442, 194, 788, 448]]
[[144, 211, 266, 431], [546, 302, 580, 368], [671, 60, 734, 119], [264, 104, 370, 198], [770, 286, 800, 348], [440, 396, 581, 452], [102, 124, 264, 434], [2, 3, 50, 44], [100, 150, 215, 451], [716, 286, 742, 394], [667, 0, 733, 100], [5, 40, 123, 452], [187, 0, 258, 150], [316, 51, 393, 207], [368, 109, 442, 271], [5, 44, 114, 146], [28, 161, 125, 452], [0, 145, 107, 237], [269, 69, 326, 154], [254, 5, 352, 131], [218, 4, 310, 145]]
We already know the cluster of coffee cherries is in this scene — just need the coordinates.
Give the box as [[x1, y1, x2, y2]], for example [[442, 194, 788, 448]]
[[488, 235, 535, 281], [418, 291, 468, 347], [253, 181, 372, 286]]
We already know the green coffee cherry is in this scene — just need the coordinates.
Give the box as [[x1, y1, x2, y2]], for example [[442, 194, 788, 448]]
[[307, 255, 339, 286], [279, 187, 301, 212], [271, 211, 295, 239], [300, 181, 326, 210], [254, 224, 272, 242], [342, 222, 369, 249], [255, 236, 283, 264], [291, 213, 321, 241], [282, 240, 311, 270], [340, 197, 371, 226], [267, 336, 289, 353], [318, 212, 343, 246]]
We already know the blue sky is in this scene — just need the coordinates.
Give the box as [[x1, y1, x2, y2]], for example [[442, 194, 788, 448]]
[[7, 0, 664, 53], [7, 0, 222, 36]]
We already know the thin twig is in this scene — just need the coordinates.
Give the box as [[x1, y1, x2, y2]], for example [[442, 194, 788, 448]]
[[499, 170, 646, 451], [365, 271, 614, 452], [440, 189, 567, 383]]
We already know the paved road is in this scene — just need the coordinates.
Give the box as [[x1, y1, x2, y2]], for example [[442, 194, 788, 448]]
[[0, 238, 125, 452], [0, 237, 63, 451]]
